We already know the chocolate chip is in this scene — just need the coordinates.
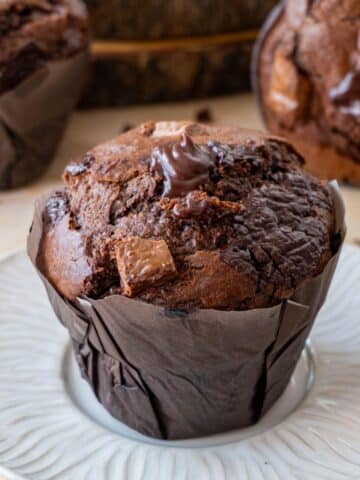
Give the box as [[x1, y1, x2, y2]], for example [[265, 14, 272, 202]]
[[195, 107, 213, 123]]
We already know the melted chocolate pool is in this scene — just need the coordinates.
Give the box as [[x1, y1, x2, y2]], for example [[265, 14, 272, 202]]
[[150, 133, 215, 197]]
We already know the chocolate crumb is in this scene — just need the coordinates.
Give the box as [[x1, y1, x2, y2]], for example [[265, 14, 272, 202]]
[[119, 123, 134, 134], [195, 108, 213, 123]]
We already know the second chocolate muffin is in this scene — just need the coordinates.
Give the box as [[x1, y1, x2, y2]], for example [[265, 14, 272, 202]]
[[40, 121, 337, 310], [0, 0, 89, 189], [252, 0, 360, 184]]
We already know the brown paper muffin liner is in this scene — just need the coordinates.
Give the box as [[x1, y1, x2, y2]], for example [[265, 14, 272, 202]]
[[27, 182, 345, 440], [0, 52, 88, 190]]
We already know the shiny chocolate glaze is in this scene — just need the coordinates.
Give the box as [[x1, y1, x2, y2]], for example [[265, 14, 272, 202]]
[[150, 133, 215, 198]]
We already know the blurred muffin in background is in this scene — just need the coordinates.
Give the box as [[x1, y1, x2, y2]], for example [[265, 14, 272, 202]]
[[0, 0, 89, 190], [253, 0, 360, 185]]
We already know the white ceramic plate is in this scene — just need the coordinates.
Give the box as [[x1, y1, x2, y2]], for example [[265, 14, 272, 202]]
[[0, 245, 360, 480]]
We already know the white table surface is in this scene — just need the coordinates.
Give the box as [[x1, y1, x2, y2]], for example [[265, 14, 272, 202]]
[[0, 93, 359, 258]]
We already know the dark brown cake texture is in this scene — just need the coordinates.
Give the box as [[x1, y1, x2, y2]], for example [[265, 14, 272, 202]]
[[29, 122, 345, 439], [0, 0, 89, 189], [252, 0, 360, 185]]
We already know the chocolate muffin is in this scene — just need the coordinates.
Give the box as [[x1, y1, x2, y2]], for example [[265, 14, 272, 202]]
[[30, 122, 344, 439], [253, 0, 360, 184], [40, 121, 337, 309], [0, 0, 89, 189]]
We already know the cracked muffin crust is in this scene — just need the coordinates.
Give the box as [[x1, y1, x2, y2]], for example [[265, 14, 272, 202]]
[[39, 121, 337, 311], [253, 0, 360, 184], [0, 0, 89, 94]]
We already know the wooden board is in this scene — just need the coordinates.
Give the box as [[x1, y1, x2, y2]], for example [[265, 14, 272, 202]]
[[85, 0, 279, 40], [81, 32, 257, 107], [80, 0, 278, 107]]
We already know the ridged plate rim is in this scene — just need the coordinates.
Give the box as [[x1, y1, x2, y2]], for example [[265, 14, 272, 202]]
[[0, 245, 360, 480]]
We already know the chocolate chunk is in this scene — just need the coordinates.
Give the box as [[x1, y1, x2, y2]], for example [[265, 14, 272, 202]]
[[115, 237, 177, 296], [161, 191, 244, 219], [267, 52, 310, 126], [150, 133, 216, 198]]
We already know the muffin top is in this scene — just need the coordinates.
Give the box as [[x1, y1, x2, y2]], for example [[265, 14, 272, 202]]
[[0, 0, 89, 94], [254, 0, 360, 163], [40, 121, 337, 310]]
